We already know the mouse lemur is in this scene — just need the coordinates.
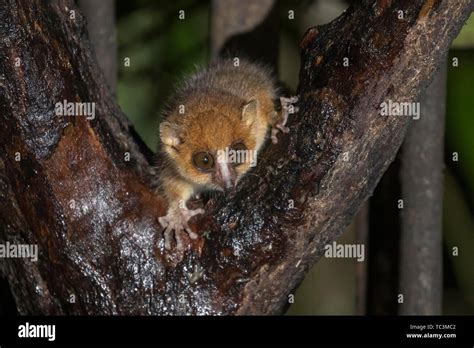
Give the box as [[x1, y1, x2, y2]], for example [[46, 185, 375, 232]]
[[157, 58, 298, 250]]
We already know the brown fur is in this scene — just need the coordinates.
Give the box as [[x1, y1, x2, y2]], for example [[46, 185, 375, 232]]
[[156, 59, 284, 250], [158, 59, 279, 205]]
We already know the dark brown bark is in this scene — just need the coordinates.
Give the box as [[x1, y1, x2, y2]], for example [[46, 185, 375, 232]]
[[78, 0, 117, 93], [355, 202, 369, 315], [399, 60, 447, 315], [210, 0, 278, 66], [0, 0, 471, 315]]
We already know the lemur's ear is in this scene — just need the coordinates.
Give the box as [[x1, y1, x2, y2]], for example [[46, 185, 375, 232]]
[[160, 121, 182, 148], [241, 99, 258, 127]]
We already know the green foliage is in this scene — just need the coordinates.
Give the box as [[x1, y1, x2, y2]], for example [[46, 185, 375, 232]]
[[452, 13, 474, 48], [444, 172, 474, 313], [117, 0, 210, 149], [446, 50, 474, 202]]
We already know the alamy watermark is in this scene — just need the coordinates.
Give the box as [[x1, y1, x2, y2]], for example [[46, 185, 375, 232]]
[[0, 241, 38, 262], [380, 99, 420, 120], [217, 146, 257, 167], [55, 99, 95, 120], [324, 241, 365, 262], [18, 322, 55, 341]]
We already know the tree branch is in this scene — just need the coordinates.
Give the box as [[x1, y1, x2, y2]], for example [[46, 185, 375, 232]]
[[210, 0, 277, 65], [0, 0, 471, 315], [78, 0, 117, 93], [399, 59, 447, 315]]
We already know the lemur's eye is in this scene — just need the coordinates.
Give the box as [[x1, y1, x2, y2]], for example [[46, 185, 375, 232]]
[[193, 151, 214, 171], [232, 142, 247, 166]]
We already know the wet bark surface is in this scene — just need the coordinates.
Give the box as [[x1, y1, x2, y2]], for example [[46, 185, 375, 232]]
[[0, 0, 472, 315]]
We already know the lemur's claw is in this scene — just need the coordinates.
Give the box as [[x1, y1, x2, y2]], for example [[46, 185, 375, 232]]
[[158, 207, 204, 250]]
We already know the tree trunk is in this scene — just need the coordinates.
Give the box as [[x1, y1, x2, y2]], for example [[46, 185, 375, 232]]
[[355, 202, 369, 315], [210, 0, 278, 66], [399, 59, 447, 315], [0, 0, 471, 315], [78, 0, 117, 93]]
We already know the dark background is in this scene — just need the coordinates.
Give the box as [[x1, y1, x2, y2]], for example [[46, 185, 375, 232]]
[[1, 0, 473, 316]]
